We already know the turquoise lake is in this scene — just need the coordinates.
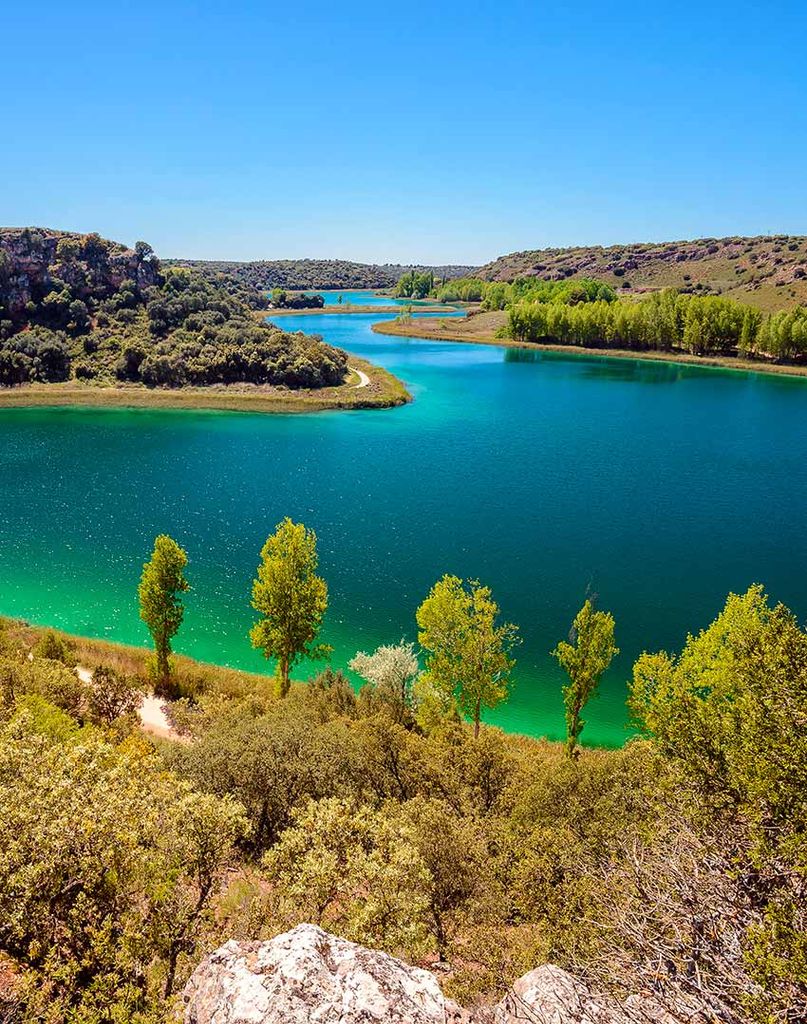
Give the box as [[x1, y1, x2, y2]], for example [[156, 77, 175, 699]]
[[2, 306, 807, 744]]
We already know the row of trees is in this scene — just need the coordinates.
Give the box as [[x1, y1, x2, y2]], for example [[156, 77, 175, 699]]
[[509, 287, 807, 360], [138, 520, 618, 754], [395, 270, 435, 299]]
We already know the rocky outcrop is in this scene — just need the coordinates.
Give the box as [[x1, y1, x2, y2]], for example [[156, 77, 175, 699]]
[[183, 926, 674, 1024], [0, 226, 160, 320], [183, 925, 469, 1024]]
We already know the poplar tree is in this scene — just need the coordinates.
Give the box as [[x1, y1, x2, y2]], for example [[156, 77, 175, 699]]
[[138, 534, 189, 696], [250, 518, 330, 697], [416, 575, 518, 738], [552, 598, 618, 757]]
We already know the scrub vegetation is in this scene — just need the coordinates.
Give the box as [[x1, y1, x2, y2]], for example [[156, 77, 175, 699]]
[[0, 519, 804, 1023]]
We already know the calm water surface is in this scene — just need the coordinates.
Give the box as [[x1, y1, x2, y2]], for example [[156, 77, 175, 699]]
[[2, 309, 807, 744]]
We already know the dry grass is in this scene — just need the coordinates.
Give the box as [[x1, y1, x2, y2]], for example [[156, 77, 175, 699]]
[[0, 615, 273, 701]]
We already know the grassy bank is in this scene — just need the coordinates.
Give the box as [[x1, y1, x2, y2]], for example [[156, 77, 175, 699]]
[[0, 615, 273, 702], [373, 311, 807, 380], [0, 356, 411, 414]]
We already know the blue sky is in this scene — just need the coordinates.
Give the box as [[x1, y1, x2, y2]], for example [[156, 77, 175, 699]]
[[3, 0, 806, 264]]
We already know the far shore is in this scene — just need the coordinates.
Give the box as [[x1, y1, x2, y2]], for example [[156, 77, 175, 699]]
[[258, 303, 455, 318], [372, 317, 807, 381], [0, 356, 411, 415]]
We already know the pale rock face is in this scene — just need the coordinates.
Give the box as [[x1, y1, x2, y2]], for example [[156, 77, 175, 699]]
[[183, 924, 470, 1024], [183, 926, 674, 1024]]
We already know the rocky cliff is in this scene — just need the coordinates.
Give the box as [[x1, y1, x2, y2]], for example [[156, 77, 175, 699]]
[[0, 227, 160, 322], [183, 925, 674, 1024]]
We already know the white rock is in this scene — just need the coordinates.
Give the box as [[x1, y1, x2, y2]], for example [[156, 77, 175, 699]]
[[183, 924, 469, 1024]]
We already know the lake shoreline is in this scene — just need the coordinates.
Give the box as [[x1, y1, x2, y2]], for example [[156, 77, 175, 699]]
[[372, 317, 807, 380], [260, 303, 456, 318], [0, 356, 411, 415]]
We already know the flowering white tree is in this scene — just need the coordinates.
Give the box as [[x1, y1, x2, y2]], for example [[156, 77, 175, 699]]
[[349, 641, 419, 721]]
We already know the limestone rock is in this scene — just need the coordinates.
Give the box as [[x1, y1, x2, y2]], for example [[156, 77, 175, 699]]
[[183, 924, 470, 1024]]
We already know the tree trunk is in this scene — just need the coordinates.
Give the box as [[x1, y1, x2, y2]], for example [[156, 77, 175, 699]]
[[277, 655, 290, 698], [473, 700, 481, 739]]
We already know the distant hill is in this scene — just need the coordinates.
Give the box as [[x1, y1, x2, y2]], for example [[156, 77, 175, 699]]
[[479, 235, 807, 311], [165, 258, 479, 292]]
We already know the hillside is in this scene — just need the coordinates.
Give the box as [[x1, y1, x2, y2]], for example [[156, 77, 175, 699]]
[[165, 257, 479, 291], [0, 228, 348, 392], [479, 235, 807, 310]]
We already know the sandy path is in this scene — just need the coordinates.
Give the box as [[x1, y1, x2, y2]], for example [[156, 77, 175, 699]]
[[76, 665, 178, 739], [350, 366, 370, 388]]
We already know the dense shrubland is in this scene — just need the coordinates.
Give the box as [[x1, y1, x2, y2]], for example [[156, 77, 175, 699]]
[[0, 229, 348, 389], [0, 521, 804, 1023]]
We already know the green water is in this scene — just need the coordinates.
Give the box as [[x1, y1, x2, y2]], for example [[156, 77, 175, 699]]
[[2, 311, 807, 744]]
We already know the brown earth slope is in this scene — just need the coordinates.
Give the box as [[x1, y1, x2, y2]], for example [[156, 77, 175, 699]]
[[479, 235, 807, 310]]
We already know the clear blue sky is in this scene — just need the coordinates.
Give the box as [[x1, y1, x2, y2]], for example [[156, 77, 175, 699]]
[[4, 0, 806, 264]]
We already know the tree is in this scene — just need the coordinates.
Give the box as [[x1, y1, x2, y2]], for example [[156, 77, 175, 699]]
[[416, 575, 518, 738], [349, 640, 419, 723], [138, 534, 189, 696], [250, 518, 330, 697], [623, 586, 807, 1022], [263, 797, 431, 957], [552, 599, 618, 758], [85, 665, 143, 726]]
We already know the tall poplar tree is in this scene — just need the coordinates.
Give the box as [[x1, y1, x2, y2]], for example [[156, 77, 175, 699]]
[[416, 574, 518, 738], [250, 518, 330, 696], [552, 598, 618, 757], [138, 534, 189, 696]]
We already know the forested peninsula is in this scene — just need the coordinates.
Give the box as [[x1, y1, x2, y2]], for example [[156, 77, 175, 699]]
[[0, 228, 407, 411]]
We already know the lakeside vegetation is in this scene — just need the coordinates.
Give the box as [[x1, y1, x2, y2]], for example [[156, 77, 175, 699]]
[[0, 230, 347, 390], [0, 518, 804, 1022], [380, 270, 807, 369], [0, 229, 414, 412]]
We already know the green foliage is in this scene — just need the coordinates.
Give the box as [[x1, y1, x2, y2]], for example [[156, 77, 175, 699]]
[[395, 270, 435, 299], [629, 586, 807, 1020], [0, 716, 245, 1020], [250, 518, 330, 696], [416, 575, 519, 737], [0, 229, 349, 391], [33, 629, 76, 666], [508, 286, 807, 360], [85, 664, 143, 726], [138, 534, 189, 696], [552, 600, 618, 757], [263, 797, 432, 956], [435, 275, 616, 309]]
